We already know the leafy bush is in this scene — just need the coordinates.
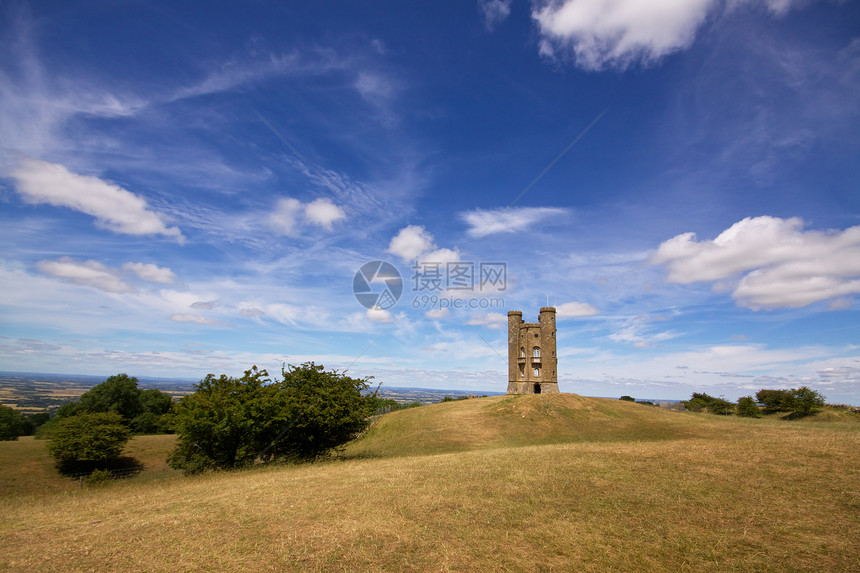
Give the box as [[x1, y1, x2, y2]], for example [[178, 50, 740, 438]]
[[756, 387, 826, 417], [0, 405, 26, 440], [47, 412, 131, 473], [791, 387, 825, 416], [168, 363, 376, 474], [55, 374, 174, 433], [619, 395, 635, 402], [755, 389, 793, 412], [86, 468, 115, 487], [682, 393, 734, 415], [736, 396, 762, 418], [708, 397, 735, 415]]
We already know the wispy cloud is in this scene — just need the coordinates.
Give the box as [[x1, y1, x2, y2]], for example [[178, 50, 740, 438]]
[[461, 206, 568, 238], [556, 301, 599, 318], [169, 313, 229, 327], [123, 263, 176, 284], [37, 258, 136, 294], [479, 0, 513, 31], [466, 312, 508, 329], [12, 158, 184, 242]]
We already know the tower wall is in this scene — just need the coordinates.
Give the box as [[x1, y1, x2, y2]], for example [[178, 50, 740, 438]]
[[507, 307, 559, 394], [506, 311, 522, 394]]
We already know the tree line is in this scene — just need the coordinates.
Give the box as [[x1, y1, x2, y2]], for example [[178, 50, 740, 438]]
[[680, 387, 826, 418]]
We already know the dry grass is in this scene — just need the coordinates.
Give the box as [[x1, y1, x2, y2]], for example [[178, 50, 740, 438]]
[[1, 395, 858, 572], [0, 434, 178, 497]]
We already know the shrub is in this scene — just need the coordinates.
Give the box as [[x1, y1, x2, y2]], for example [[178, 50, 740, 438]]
[[737, 396, 762, 418], [756, 387, 826, 417], [47, 412, 131, 473], [756, 389, 794, 412], [619, 395, 635, 402], [708, 398, 734, 416], [791, 387, 825, 416], [0, 405, 26, 440], [86, 468, 115, 487], [168, 363, 376, 474], [54, 374, 174, 434]]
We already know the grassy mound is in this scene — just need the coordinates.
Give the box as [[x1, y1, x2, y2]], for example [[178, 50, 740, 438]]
[[345, 393, 715, 458]]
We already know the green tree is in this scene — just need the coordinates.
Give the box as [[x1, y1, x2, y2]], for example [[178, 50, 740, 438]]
[[20, 412, 51, 436], [0, 405, 26, 440], [755, 389, 794, 412], [55, 374, 174, 434], [132, 388, 175, 433], [791, 387, 825, 416], [619, 395, 635, 402], [167, 367, 274, 473], [708, 397, 734, 416], [74, 373, 144, 423], [168, 363, 376, 474], [268, 362, 376, 461], [47, 412, 131, 473], [737, 396, 762, 418]]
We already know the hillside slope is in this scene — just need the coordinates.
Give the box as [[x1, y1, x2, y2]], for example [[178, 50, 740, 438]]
[[2, 394, 858, 572], [344, 393, 712, 458]]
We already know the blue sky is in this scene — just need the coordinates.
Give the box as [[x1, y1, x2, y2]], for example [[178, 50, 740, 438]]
[[1, 0, 859, 403]]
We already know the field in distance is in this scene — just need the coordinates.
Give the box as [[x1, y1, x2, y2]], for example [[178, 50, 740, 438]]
[[1, 393, 858, 572], [0, 372, 196, 414], [0, 371, 492, 414]]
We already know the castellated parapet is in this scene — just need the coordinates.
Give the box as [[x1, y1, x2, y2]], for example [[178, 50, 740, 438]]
[[507, 307, 559, 394]]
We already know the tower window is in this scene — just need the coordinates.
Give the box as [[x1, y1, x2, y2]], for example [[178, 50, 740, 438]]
[[534, 333, 538, 338], [520, 347, 525, 358], [533, 347, 540, 358], [533, 368, 540, 377]]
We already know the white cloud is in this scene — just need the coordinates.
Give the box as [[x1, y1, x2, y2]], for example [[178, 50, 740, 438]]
[[37, 257, 134, 294], [169, 313, 226, 326], [556, 301, 599, 318], [122, 262, 176, 284], [355, 72, 396, 102], [240, 307, 266, 318], [269, 197, 346, 235], [652, 216, 860, 309], [533, 0, 714, 69], [419, 248, 461, 266], [461, 207, 567, 238], [532, 0, 811, 70], [466, 312, 508, 329], [265, 303, 303, 325], [388, 225, 436, 262], [366, 307, 394, 322], [479, 0, 513, 31], [426, 308, 450, 319], [269, 197, 303, 236], [304, 198, 346, 230], [12, 158, 184, 242]]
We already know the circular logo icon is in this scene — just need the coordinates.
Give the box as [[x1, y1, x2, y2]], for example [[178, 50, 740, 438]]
[[353, 261, 403, 310]]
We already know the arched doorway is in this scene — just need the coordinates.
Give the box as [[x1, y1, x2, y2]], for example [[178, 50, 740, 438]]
[[533, 383, 541, 394]]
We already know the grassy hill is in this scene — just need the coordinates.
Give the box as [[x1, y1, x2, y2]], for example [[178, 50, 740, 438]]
[[1, 394, 859, 572]]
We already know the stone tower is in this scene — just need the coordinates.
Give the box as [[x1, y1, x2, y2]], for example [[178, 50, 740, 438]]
[[507, 307, 559, 394]]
